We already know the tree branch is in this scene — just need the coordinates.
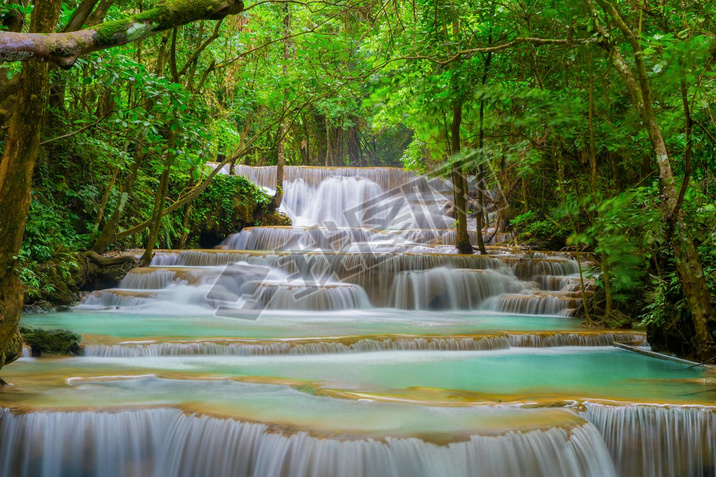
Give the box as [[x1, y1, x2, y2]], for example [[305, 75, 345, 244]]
[[0, 0, 244, 69]]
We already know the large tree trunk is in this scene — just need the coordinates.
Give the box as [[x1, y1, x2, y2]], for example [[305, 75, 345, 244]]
[[450, 102, 473, 255], [0, 0, 24, 126], [588, 0, 715, 358], [649, 119, 714, 357], [0, 0, 63, 370], [0, 0, 244, 68]]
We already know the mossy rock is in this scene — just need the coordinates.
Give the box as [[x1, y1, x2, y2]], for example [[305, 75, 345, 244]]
[[188, 174, 276, 247], [603, 310, 633, 329], [23, 258, 83, 307], [19, 325, 81, 357], [262, 211, 292, 226], [0, 328, 24, 369]]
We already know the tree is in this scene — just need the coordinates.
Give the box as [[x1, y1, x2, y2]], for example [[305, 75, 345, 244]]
[[0, 0, 63, 369], [585, 0, 715, 359], [0, 0, 245, 371]]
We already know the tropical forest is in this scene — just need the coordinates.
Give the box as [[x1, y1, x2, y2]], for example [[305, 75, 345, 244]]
[[0, 0, 715, 475]]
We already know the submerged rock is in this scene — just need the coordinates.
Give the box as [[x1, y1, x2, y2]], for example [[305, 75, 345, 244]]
[[19, 325, 81, 357]]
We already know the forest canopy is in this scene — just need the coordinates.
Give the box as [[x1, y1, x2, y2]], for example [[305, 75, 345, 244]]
[[0, 0, 714, 364]]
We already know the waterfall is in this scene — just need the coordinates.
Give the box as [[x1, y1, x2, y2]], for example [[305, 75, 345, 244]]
[[296, 177, 383, 227], [225, 164, 455, 230], [83, 290, 159, 308], [389, 268, 525, 310], [111, 250, 584, 311], [0, 407, 616, 477], [222, 227, 491, 252], [487, 292, 583, 316], [230, 165, 438, 191], [82, 332, 647, 357], [16, 165, 714, 477], [502, 257, 580, 281], [83, 336, 512, 357], [119, 270, 178, 289], [508, 333, 647, 347], [581, 403, 716, 477], [241, 280, 372, 311]]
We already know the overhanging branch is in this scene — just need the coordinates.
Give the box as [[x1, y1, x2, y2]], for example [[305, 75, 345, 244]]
[[0, 0, 243, 68]]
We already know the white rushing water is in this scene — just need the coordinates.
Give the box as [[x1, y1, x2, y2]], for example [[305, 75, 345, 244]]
[[4, 403, 715, 477], [581, 403, 716, 477], [81, 332, 646, 357], [12, 165, 710, 477], [0, 407, 616, 477]]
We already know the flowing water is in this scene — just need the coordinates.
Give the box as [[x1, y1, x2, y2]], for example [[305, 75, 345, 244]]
[[3, 166, 715, 477]]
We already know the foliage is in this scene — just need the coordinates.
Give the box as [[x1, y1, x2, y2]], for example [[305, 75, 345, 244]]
[[1, 0, 715, 355], [188, 173, 271, 243]]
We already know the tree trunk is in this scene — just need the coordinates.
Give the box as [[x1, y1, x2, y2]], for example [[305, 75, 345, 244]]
[[179, 167, 196, 248], [63, 0, 100, 32], [0, 0, 63, 371], [587, 47, 612, 319], [140, 150, 174, 266], [475, 99, 488, 254], [450, 102, 473, 254], [86, 0, 116, 27], [0, 0, 24, 126], [91, 147, 143, 252], [348, 124, 362, 166], [93, 165, 120, 230], [274, 2, 291, 209], [588, 0, 715, 358]]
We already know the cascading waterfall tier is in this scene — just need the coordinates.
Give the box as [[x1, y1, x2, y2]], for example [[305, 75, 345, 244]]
[[82, 335, 512, 357], [490, 292, 584, 317], [81, 332, 646, 357], [239, 280, 372, 311], [0, 407, 616, 477], [389, 268, 525, 310], [138, 250, 584, 312], [229, 164, 442, 191], [581, 403, 716, 477], [5, 403, 714, 477], [507, 332, 646, 348], [222, 226, 488, 252], [219, 164, 455, 229]]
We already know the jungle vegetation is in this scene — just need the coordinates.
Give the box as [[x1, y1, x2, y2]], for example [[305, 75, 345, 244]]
[[0, 0, 714, 364]]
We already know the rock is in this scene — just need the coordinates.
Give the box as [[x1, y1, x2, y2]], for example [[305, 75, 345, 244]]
[[22, 300, 54, 314], [0, 328, 24, 367], [604, 310, 633, 329], [19, 325, 81, 357], [261, 210, 292, 226], [80, 251, 139, 290]]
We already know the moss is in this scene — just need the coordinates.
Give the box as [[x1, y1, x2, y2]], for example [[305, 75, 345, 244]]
[[91, 0, 243, 47], [19, 325, 81, 357], [93, 19, 131, 47], [0, 328, 23, 367], [188, 174, 275, 247], [262, 210, 292, 226], [135, 0, 218, 29]]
